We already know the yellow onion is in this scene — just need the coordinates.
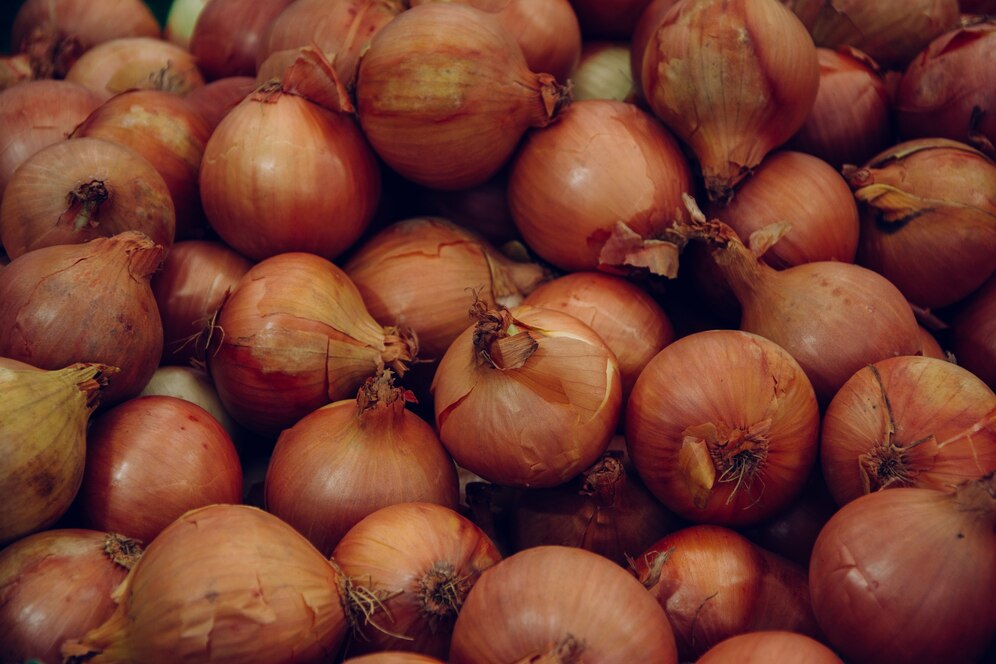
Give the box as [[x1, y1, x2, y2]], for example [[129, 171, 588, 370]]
[[65, 37, 204, 101], [62, 504, 349, 663], [0, 362, 114, 545], [641, 0, 819, 202]]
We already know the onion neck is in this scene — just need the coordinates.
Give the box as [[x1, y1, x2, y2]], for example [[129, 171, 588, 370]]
[[103, 533, 143, 570], [679, 421, 772, 509], [60, 180, 109, 232], [471, 301, 539, 370], [416, 560, 473, 631], [380, 326, 418, 377], [580, 453, 626, 508], [533, 73, 572, 128], [355, 369, 413, 426], [118, 233, 166, 281]]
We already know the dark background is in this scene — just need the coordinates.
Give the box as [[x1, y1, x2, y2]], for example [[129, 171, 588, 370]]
[[1, 1, 174, 53]]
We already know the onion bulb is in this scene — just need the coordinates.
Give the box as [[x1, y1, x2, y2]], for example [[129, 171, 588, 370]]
[[697, 631, 843, 663], [65, 37, 205, 101]]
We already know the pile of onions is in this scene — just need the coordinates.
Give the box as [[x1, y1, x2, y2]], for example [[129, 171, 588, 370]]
[[432, 302, 622, 488], [845, 138, 996, 309], [200, 47, 380, 261], [0, 231, 164, 406], [450, 545, 678, 662], [207, 251, 417, 436], [65, 37, 205, 101], [190, 0, 295, 80], [182, 75, 256, 132], [355, 2, 571, 190], [509, 99, 692, 274], [138, 365, 242, 443], [0, 529, 141, 664], [0, 137, 175, 259], [265, 371, 459, 556], [0, 362, 113, 545], [626, 330, 820, 525], [821, 355, 996, 505], [62, 504, 350, 662], [629, 0, 681, 99], [809, 475, 996, 663], [696, 631, 843, 663], [344, 217, 548, 362], [630, 524, 822, 661], [640, 0, 819, 201], [332, 502, 502, 658], [950, 274, 996, 389]]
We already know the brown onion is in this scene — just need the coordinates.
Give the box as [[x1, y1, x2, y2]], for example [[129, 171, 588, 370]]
[[333, 502, 501, 658], [190, 0, 295, 80], [570, 0, 654, 39], [846, 138, 996, 309], [450, 545, 678, 662], [433, 303, 622, 488], [809, 476, 995, 664], [63, 504, 350, 662], [697, 631, 843, 663], [355, 2, 571, 190], [821, 355, 996, 504], [182, 75, 256, 132], [631, 525, 822, 661], [0, 529, 141, 664], [65, 37, 205, 101], [641, 0, 819, 202], [950, 274, 996, 389], [0, 232, 163, 406], [0, 137, 175, 260], [509, 99, 693, 275]]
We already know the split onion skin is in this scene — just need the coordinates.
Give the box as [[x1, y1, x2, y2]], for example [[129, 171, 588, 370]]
[[696, 631, 843, 663]]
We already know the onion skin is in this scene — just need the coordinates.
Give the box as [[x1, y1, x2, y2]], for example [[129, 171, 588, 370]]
[[190, 0, 295, 80], [951, 274, 996, 389], [696, 631, 843, 663], [0, 529, 141, 664], [809, 478, 996, 664], [138, 366, 242, 445], [65, 37, 205, 101], [821, 355, 996, 505], [450, 545, 679, 663], [182, 76, 257, 132], [62, 504, 350, 663]]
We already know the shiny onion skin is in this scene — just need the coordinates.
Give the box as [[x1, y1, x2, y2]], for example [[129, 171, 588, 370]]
[[0, 137, 175, 260], [951, 275, 996, 389], [189, 0, 295, 80], [509, 99, 693, 275], [809, 477, 996, 664], [696, 631, 843, 664], [62, 504, 350, 663], [332, 502, 502, 658], [64, 37, 205, 101], [846, 139, 996, 310], [641, 0, 819, 202], [207, 252, 417, 437], [820, 356, 996, 505], [138, 366, 242, 445], [432, 303, 622, 488], [523, 271, 675, 397], [0, 529, 140, 664], [449, 545, 678, 663], [631, 525, 822, 661], [200, 49, 381, 261], [79, 395, 243, 544], [626, 330, 819, 526], [265, 372, 459, 556], [0, 232, 164, 406], [344, 217, 548, 362], [182, 76, 257, 132], [355, 3, 571, 190]]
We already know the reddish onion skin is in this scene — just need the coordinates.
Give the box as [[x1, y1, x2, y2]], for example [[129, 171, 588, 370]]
[[570, 0, 654, 39], [190, 0, 295, 80], [951, 275, 996, 390], [64, 37, 205, 101], [696, 631, 843, 664], [181, 76, 257, 133], [450, 545, 678, 663], [0, 529, 141, 664], [820, 355, 996, 505], [809, 479, 996, 664]]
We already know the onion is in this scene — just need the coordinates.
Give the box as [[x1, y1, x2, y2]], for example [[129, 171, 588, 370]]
[[0, 529, 141, 664], [333, 502, 501, 658], [523, 271, 675, 397], [65, 37, 205, 101], [151, 239, 253, 366], [432, 302, 622, 488], [190, 0, 296, 80], [0, 363, 113, 545], [71, 89, 212, 241], [629, 0, 681, 99], [0, 231, 163, 406], [509, 99, 693, 275], [164, 0, 209, 50], [344, 655, 445, 664], [631, 524, 822, 661], [821, 355, 996, 505], [641, 0, 819, 202], [570, 42, 636, 102], [208, 251, 418, 437], [139, 366, 242, 444], [182, 75, 257, 132], [809, 475, 996, 663], [0, 79, 102, 199], [355, 2, 571, 190], [681, 194, 921, 404], [950, 274, 996, 389], [200, 48, 381, 261], [697, 631, 843, 663], [0, 137, 175, 260], [570, 0, 654, 39], [845, 138, 996, 309], [344, 217, 548, 362], [789, 47, 894, 169], [62, 504, 350, 662], [450, 545, 678, 663], [626, 330, 820, 526]]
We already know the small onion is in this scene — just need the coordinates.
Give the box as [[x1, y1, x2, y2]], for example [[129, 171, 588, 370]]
[[697, 631, 843, 664], [65, 37, 205, 101], [190, 0, 296, 80], [950, 274, 996, 389]]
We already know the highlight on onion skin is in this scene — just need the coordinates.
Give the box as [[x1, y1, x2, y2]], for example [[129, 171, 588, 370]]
[[696, 631, 844, 663]]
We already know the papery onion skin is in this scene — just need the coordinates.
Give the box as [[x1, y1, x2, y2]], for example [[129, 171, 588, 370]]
[[950, 274, 996, 389], [696, 631, 843, 664], [626, 330, 819, 526], [0, 529, 140, 664], [809, 478, 996, 664], [821, 355, 996, 505], [332, 502, 501, 658], [65, 37, 205, 101], [62, 504, 349, 663], [450, 545, 678, 663], [190, 0, 296, 80], [182, 76, 257, 132]]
